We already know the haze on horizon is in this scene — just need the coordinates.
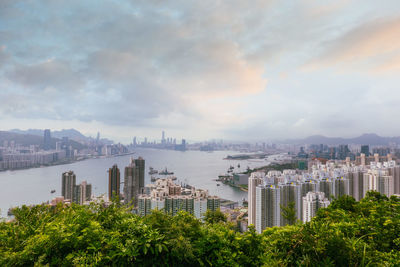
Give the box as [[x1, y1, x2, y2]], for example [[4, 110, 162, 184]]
[[1, 0, 400, 143]]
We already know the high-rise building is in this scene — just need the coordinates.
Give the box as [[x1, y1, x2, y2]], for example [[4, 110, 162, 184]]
[[72, 180, 92, 204], [279, 182, 301, 225], [361, 145, 370, 157], [388, 165, 400, 195], [318, 178, 334, 200], [108, 164, 120, 201], [43, 129, 52, 150], [77, 180, 92, 204], [360, 153, 366, 166], [256, 184, 280, 233], [299, 180, 318, 221], [165, 196, 194, 216], [248, 172, 265, 226], [62, 171, 76, 201], [302, 191, 330, 223], [334, 177, 350, 198], [135, 157, 145, 190], [347, 170, 365, 201], [377, 175, 394, 197], [162, 131, 165, 144], [373, 147, 390, 157], [364, 168, 394, 197], [55, 141, 62, 151], [124, 158, 140, 205], [133, 137, 137, 147], [181, 139, 186, 150]]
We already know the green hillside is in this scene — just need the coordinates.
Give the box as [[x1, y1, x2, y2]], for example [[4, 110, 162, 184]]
[[1, 192, 399, 266]]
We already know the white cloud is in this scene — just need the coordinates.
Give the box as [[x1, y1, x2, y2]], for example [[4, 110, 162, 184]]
[[1, 0, 400, 141]]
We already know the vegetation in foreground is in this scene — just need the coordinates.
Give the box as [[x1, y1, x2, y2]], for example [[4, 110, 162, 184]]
[[0, 192, 399, 266]]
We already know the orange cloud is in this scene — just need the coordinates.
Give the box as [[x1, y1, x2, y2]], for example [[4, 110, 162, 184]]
[[306, 16, 400, 72], [373, 53, 400, 73]]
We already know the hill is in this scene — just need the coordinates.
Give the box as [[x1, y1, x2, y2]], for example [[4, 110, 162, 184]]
[[0, 131, 86, 150], [10, 129, 114, 145], [283, 133, 400, 145]]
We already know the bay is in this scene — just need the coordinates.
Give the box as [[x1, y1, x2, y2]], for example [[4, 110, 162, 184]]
[[0, 148, 273, 217]]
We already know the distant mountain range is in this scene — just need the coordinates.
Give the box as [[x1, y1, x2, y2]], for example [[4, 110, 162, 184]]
[[0, 131, 85, 150], [10, 129, 88, 142], [9, 129, 113, 145], [282, 133, 400, 145]]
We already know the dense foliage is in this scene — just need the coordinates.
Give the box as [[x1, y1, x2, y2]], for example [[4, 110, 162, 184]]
[[1, 192, 399, 266]]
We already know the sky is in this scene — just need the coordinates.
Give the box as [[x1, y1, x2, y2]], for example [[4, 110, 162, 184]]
[[1, 0, 400, 143]]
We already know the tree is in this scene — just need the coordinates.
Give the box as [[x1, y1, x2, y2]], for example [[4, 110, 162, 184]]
[[203, 209, 227, 224], [280, 201, 297, 225]]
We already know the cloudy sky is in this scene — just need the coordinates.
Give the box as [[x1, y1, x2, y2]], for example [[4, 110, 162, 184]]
[[1, 0, 400, 143]]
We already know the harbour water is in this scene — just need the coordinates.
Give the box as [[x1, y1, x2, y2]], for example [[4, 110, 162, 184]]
[[0, 148, 275, 217]]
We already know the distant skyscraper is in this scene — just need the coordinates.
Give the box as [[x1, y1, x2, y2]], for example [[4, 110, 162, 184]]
[[361, 145, 370, 157], [108, 164, 120, 201], [360, 153, 366, 166], [44, 129, 51, 150], [182, 139, 186, 150], [248, 172, 264, 226], [133, 137, 137, 146], [302, 191, 330, 223], [124, 158, 140, 205], [162, 131, 165, 144], [55, 141, 62, 151], [62, 171, 76, 201]]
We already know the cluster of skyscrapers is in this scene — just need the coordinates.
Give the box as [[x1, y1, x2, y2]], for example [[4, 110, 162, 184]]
[[0, 129, 75, 171], [248, 154, 400, 233], [55, 156, 220, 219], [131, 131, 186, 151], [61, 171, 92, 205], [108, 157, 145, 205]]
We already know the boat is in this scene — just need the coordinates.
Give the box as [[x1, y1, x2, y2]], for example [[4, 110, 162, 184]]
[[159, 167, 174, 175], [7, 209, 13, 217], [148, 167, 158, 175], [50, 189, 56, 194], [151, 176, 158, 182]]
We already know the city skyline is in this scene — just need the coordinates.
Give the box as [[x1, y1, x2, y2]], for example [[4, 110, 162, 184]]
[[1, 1, 400, 142]]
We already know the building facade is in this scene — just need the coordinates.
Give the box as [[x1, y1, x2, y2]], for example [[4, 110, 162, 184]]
[[108, 164, 120, 201]]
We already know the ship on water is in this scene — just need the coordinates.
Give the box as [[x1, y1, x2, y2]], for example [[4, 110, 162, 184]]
[[159, 167, 174, 175], [148, 167, 158, 175]]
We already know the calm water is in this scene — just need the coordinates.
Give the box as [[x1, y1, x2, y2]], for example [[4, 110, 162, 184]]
[[0, 148, 273, 217]]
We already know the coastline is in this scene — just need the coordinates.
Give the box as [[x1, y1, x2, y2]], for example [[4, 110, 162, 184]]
[[0, 152, 136, 173]]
